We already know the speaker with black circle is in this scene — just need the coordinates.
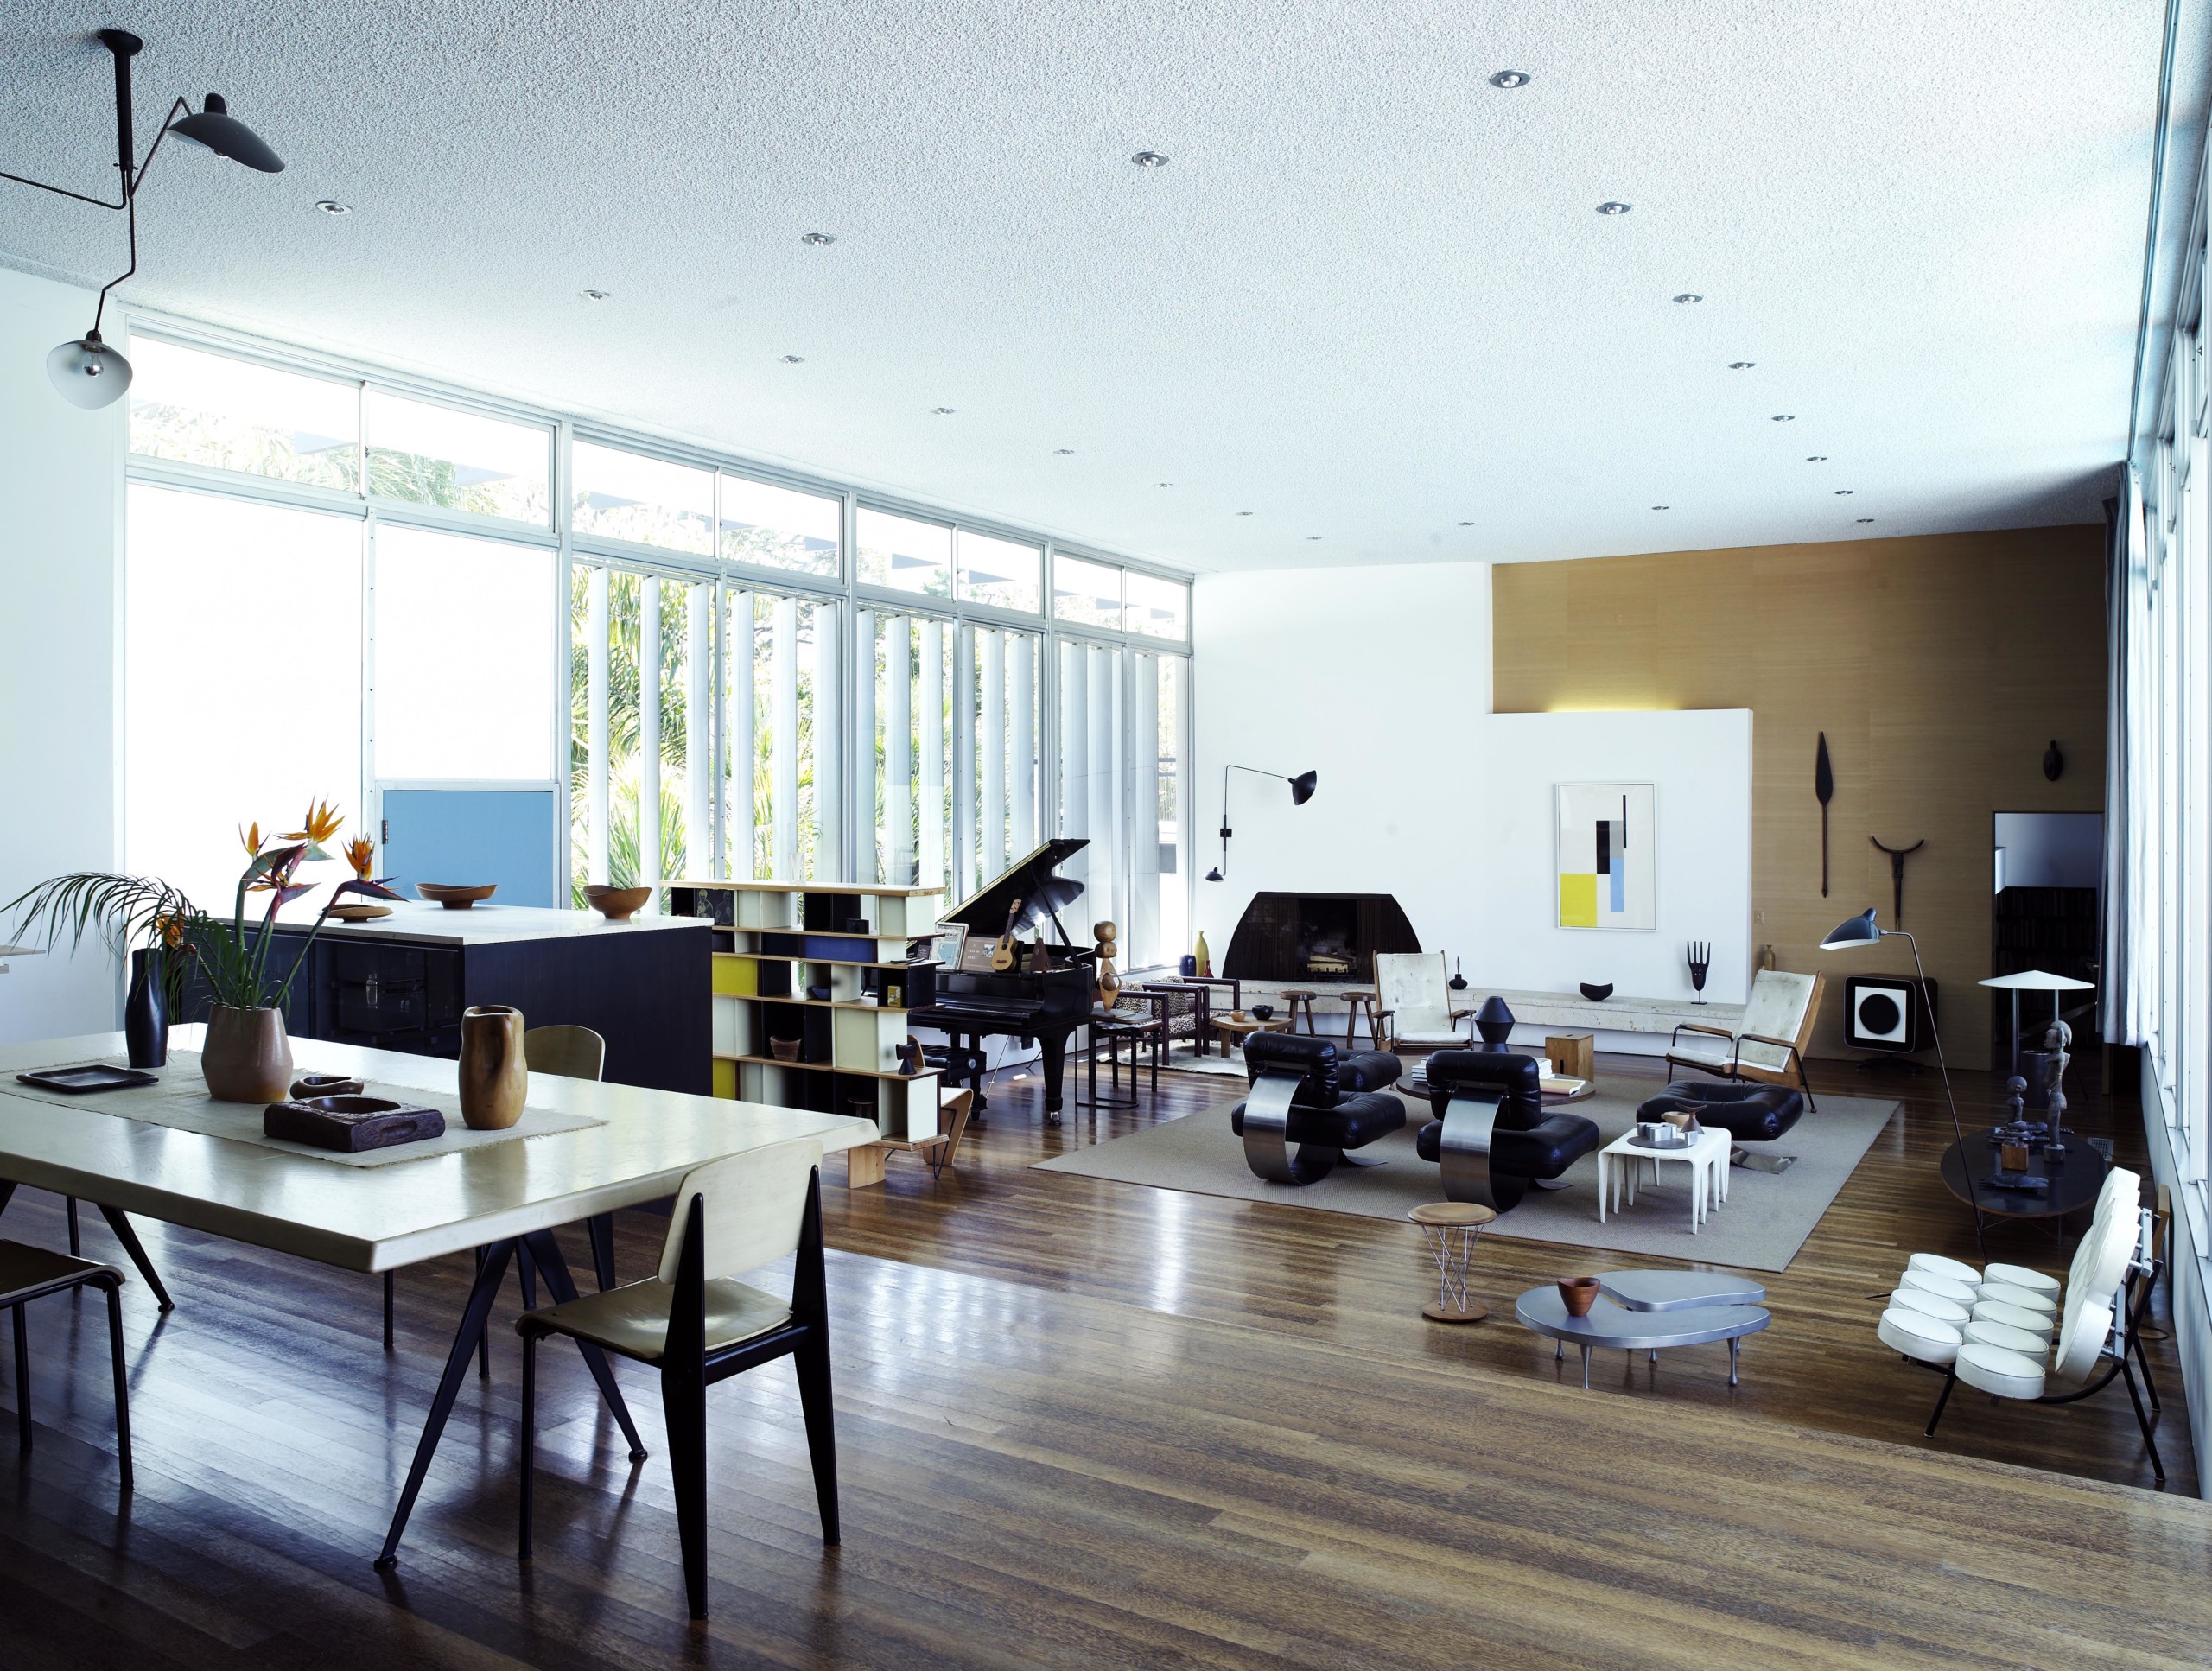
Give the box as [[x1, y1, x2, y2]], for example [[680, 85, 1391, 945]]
[[1844, 975, 1936, 1053]]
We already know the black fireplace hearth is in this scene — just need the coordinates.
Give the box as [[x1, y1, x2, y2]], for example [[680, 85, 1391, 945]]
[[1222, 892, 1421, 983]]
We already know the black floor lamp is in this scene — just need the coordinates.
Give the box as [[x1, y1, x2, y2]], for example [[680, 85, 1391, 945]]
[[1821, 906, 1983, 1258], [1205, 766, 1317, 881]]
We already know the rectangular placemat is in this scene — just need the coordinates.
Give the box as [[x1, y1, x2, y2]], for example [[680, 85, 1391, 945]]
[[3, 1052, 604, 1167]]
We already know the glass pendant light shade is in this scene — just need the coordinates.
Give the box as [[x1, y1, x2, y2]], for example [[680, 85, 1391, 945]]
[[47, 330, 133, 409], [168, 94, 285, 173]]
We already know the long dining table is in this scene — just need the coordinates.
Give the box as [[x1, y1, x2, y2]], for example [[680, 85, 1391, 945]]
[[0, 1026, 875, 1567]]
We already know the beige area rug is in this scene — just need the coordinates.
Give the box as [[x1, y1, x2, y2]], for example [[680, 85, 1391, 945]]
[[1033, 1079, 1901, 1274]]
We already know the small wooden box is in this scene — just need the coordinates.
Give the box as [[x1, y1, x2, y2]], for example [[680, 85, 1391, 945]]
[[1545, 1032, 1595, 1081]]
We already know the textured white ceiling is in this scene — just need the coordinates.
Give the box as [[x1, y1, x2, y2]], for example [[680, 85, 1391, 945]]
[[0, 2, 2168, 572]]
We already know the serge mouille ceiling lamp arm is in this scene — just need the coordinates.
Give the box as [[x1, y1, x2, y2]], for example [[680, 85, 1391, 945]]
[[1205, 765, 1318, 881], [1821, 906, 1980, 1257], [3, 29, 285, 408]]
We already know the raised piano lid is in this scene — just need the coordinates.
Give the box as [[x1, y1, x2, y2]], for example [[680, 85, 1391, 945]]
[[942, 837, 1091, 944]]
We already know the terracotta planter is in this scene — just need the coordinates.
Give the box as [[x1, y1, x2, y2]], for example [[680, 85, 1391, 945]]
[[458, 1006, 527, 1130], [1557, 1276, 1602, 1318], [202, 1005, 295, 1103]]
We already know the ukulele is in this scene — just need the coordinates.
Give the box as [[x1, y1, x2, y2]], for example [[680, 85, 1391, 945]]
[[988, 898, 1025, 972]]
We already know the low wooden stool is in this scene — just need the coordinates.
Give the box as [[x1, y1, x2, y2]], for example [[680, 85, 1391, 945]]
[[1341, 989, 1384, 1051], [1409, 1202, 1496, 1323], [1280, 989, 1319, 1034], [1545, 1031, 1595, 1081]]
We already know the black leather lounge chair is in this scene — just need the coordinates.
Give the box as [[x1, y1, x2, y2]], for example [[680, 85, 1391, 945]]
[[1637, 1080, 1807, 1144], [1230, 1032, 1405, 1185], [1415, 1050, 1602, 1211]]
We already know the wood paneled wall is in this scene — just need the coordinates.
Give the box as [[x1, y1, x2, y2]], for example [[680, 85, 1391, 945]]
[[1492, 525, 2107, 1059]]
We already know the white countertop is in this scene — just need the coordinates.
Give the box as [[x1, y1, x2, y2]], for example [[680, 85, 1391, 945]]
[[266, 900, 709, 948]]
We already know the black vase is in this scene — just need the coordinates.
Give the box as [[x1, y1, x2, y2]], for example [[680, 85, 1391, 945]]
[[125, 948, 168, 1069]]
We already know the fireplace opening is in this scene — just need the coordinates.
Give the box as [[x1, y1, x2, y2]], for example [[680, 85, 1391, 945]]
[[1222, 892, 1421, 983]]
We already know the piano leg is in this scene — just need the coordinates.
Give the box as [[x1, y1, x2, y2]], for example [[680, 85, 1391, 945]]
[[1039, 1030, 1067, 1127]]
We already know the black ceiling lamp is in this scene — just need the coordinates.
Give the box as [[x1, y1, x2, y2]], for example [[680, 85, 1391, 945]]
[[1204, 765, 1318, 881], [3, 29, 286, 409]]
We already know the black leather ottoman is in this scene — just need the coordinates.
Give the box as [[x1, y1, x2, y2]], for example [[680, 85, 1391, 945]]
[[1638, 1081, 1806, 1144], [1230, 1032, 1405, 1185], [1417, 1050, 1602, 1212]]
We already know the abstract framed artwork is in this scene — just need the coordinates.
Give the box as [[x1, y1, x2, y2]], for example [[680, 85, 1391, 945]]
[[1556, 783, 1656, 931]]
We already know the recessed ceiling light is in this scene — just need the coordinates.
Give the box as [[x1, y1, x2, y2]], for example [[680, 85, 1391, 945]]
[[1054, 448, 1075, 455], [314, 199, 350, 216], [1489, 70, 1531, 88], [800, 231, 836, 245], [580, 289, 611, 301], [1306, 534, 1323, 541], [1652, 505, 1670, 511], [1729, 361, 1755, 370], [1235, 510, 1254, 517], [1156, 481, 1173, 488], [1771, 414, 1795, 422], [1596, 201, 1632, 216], [930, 406, 955, 416], [1131, 150, 1169, 168], [1855, 518, 1875, 524], [1673, 292, 1702, 303], [1834, 489, 1855, 496], [1458, 520, 1475, 526], [779, 354, 805, 364], [1806, 454, 1828, 461]]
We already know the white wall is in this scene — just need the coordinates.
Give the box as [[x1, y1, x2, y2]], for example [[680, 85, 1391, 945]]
[[1192, 562, 1752, 1026], [0, 269, 123, 1040]]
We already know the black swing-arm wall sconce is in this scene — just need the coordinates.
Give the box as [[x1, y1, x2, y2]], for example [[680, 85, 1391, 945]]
[[3, 29, 286, 408], [1205, 765, 1317, 880]]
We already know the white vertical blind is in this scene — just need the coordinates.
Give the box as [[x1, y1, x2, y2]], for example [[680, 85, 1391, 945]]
[[812, 601, 842, 881], [853, 606, 875, 884], [1130, 650, 1160, 967], [981, 627, 1007, 880], [1086, 641, 1117, 930], [884, 615, 912, 883], [952, 626, 976, 901], [1010, 632, 1036, 855], [771, 594, 798, 880], [685, 581, 711, 878], [918, 618, 945, 889], [586, 565, 609, 886], [727, 588, 755, 879], [639, 575, 662, 897]]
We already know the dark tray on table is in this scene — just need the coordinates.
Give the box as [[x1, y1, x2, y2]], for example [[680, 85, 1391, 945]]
[[264, 1095, 446, 1153]]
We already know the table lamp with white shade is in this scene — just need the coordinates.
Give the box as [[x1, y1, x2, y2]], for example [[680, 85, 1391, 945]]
[[1978, 969, 2096, 1090]]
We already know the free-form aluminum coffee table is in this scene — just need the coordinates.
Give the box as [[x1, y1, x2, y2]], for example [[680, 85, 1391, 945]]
[[1515, 1274, 1770, 1389]]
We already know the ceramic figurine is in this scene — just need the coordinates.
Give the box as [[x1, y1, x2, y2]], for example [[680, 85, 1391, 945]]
[[1094, 920, 1121, 1007], [1194, 930, 1211, 978]]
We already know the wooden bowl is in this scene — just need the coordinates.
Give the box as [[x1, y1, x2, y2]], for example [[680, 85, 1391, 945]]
[[1558, 1276, 1602, 1318], [584, 884, 652, 922], [417, 883, 496, 910]]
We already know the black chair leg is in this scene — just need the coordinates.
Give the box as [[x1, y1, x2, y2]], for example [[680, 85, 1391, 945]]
[[1923, 1369, 1957, 1437], [794, 1325, 841, 1546], [2130, 1325, 2163, 1412], [10, 1303, 28, 1453], [586, 1213, 616, 1292], [2121, 1359, 2166, 1484], [518, 1331, 537, 1560], [383, 1272, 395, 1352], [97, 1207, 174, 1313], [67, 1198, 80, 1258], [104, 1280, 132, 1494], [519, 1229, 646, 1460], [659, 1368, 710, 1620]]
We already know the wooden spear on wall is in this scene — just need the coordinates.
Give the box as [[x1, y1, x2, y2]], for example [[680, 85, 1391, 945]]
[[1815, 732, 1834, 897]]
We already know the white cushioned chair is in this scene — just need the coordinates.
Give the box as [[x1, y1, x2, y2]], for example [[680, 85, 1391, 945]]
[[1373, 952, 1471, 1052], [1664, 969, 1822, 1109], [1882, 1165, 2166, 1483]]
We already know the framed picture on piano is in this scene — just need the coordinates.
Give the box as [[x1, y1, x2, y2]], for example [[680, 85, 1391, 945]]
[[957, 928, 1001, 973], [929, 921, 969, 973]]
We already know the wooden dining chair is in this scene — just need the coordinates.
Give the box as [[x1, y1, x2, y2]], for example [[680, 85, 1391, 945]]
[[517, 1136, 837, 1621], [383, 1024, 614, 1356], [1, 1238, 133, 1494]]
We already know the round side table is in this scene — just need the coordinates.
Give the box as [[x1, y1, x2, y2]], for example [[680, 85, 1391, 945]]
[[1409, 1201, 1497, 1323]]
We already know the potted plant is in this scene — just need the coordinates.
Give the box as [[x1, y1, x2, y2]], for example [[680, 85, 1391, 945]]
[[5, 798, 401, 1102]]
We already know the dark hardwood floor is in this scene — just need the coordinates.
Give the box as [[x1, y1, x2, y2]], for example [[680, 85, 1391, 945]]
[[0, 1051, 2201, 1668]]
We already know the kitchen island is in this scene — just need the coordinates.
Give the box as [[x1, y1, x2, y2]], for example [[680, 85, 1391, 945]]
[[212, 902, 709, 1093]]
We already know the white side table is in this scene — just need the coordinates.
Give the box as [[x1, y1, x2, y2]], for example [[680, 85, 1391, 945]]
[[1597, 1128, 1732, 1233]]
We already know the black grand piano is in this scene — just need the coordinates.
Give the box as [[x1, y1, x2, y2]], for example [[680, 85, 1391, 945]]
[[911, 837, 1097, 1125]]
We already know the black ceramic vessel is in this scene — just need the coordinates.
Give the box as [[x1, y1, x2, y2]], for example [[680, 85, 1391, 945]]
[[1579, 982, 1614, 1003], [124, 947, 168, 1069]]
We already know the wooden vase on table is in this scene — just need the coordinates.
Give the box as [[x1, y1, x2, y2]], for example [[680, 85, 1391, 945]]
[[201, 1005, 295, 1103], [458, 1006, 527, 1131]]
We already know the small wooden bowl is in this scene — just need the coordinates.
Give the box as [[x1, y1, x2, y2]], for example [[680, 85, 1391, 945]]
[[417, 882, 496, 910], [584, 884, 652, 922], [291, 1073, 365, 1099], [1558, 1275, 1602, 1318]]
